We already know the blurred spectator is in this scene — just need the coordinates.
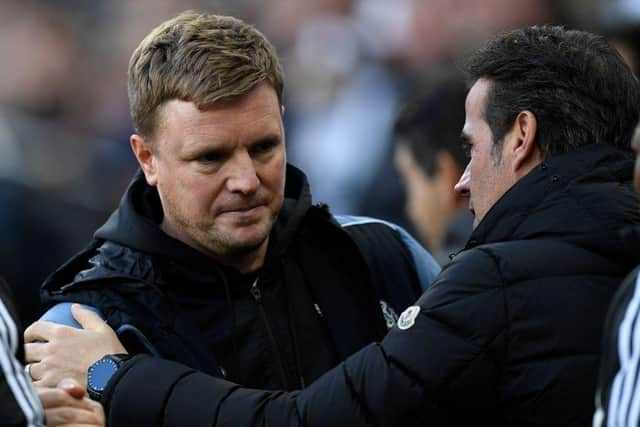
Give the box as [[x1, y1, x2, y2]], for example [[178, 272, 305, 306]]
[[599, 0, 640, 76], [285, 0, 403, 214], [392, 73, 473, 264], [0, 2, 126, 326]]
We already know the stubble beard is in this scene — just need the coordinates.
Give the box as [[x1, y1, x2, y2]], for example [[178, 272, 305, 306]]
[[182, 214, 273, 259]]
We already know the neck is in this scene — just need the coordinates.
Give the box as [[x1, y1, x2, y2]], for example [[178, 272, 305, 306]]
[[160, 220, 268, 274]]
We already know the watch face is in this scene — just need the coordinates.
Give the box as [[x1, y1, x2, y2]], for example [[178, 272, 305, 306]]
[[88, 357, 119, 392]]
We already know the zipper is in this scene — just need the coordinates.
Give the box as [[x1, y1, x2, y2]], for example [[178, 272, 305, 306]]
[[250, 279, 290, 388]]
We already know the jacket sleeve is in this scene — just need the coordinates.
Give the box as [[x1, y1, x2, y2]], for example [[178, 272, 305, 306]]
[[103, 249, 506, 427], [593, 267, 640, 426], [0, 277, 45, 427]]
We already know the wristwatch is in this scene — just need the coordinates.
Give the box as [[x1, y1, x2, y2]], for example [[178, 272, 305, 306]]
[[87, 354, 131, 401]]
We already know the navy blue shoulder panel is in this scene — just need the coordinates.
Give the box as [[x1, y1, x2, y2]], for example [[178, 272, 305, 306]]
[[38, 302, 161, 356], [335, 215, 440, 292]]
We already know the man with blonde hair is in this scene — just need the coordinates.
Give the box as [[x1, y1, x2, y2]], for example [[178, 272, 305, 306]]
[[24, 10, 436, 425], [28, 24, 640, 427]]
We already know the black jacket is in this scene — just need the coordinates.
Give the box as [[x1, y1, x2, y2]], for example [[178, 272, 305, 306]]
[[41, 165, 434, 392], [94, 144, 640, 427]]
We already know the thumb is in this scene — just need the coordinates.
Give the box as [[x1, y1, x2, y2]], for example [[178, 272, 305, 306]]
[[58, 378, 86, 399], [71, 304, 106, 331]]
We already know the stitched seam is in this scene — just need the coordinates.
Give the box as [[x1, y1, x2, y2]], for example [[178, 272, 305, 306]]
[[478, 247, 510, 405], [161, 370, 197, 427], [342, 362, 378, 427], [212, 383, 240, 426]]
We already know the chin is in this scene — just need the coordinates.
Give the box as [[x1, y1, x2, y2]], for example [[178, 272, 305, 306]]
[[221, 228, 270, 255]]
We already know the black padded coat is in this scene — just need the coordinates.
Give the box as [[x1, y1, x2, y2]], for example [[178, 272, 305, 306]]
[[93, 144, 640, 427]]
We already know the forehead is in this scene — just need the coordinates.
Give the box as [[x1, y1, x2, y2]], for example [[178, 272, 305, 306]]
[[462, 79, 492, 138], [155, 83, 282, 143], [465, 79, 491, 117]]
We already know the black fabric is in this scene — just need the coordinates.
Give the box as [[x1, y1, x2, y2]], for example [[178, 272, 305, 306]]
[[358, 144, 640, 427], [41, 164, 423, 424], [594, 263, 640, 425], [104, 144, 640, 426], [0, 277, 43, 426], [0, 277, 27, 427], [0, 278, 24, 364]]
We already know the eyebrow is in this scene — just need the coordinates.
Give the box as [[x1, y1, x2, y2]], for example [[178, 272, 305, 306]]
[[251, 134, 282, 146]]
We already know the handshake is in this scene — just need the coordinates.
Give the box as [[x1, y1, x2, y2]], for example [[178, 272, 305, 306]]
[[34, 377, 105, 427], [25, 303, 123, 427]]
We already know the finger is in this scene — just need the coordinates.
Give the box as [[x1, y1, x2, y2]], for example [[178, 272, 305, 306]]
[[55, 425, 104, 427], [34, 377, 60, 389], [44, 406, 103, 426], [58, 378, 86, 399], [71, 305, 107, 331], [24, 362, 39, 381], [24, 363, 34, 383], [24, 342, 49, 363], [28, 362, 54, 383], [24, 321, 62, 343], [38, 388, 94, 410], [54, 425, 103, 427]]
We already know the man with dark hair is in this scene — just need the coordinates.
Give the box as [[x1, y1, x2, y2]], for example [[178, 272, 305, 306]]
[[25, 24, 640, 426], [393, 74, 473, 263], [23, 8, 435, 418]]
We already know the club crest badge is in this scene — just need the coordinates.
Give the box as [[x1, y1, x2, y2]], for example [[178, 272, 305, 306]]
[[397, 305, 420, 330]]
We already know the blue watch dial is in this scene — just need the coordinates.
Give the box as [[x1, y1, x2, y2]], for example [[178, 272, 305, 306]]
[[88, 357, 119, 392]]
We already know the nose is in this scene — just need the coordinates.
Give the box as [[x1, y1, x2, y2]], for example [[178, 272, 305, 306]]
[[454, 163, 471, 198], [226, 151, 260, 195]]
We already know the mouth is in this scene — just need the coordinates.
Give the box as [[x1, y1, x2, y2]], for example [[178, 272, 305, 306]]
[[220, 203, 266, 216]]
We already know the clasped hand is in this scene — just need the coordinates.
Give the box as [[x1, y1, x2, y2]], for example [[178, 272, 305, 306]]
[[24, 304, 127, 388]]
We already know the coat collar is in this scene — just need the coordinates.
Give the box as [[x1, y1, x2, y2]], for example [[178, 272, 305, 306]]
[[466, 144, 636, 248]]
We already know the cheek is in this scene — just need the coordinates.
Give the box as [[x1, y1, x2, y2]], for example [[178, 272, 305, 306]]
[[265, 155, 287, 191], [190, 178, 224, 211], [401, 176, 421, 216]]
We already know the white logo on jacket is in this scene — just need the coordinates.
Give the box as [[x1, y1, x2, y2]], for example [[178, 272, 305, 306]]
[[397, 305, 421, 330]]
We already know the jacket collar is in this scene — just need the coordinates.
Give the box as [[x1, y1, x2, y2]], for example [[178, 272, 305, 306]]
[[467, 144, 636, 248], [94, 164, 312, 270]]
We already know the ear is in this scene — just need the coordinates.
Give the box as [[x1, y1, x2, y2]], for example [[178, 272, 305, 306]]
[[508, 110, 542, 174], [130, 134, 159, 186]]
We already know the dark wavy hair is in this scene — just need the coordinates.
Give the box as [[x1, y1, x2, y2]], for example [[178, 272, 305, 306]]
[[465, 25, 640, 158]]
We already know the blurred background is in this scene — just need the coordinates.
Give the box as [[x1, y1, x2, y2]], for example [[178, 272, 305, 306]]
[[1, 0, 638, 326]]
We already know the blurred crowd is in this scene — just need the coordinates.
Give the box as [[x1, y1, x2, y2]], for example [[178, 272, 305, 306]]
[[1, 0, 639, 326]]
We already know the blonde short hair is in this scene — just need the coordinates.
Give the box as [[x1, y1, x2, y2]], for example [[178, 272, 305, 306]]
[[128, 11, 284, 137]]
